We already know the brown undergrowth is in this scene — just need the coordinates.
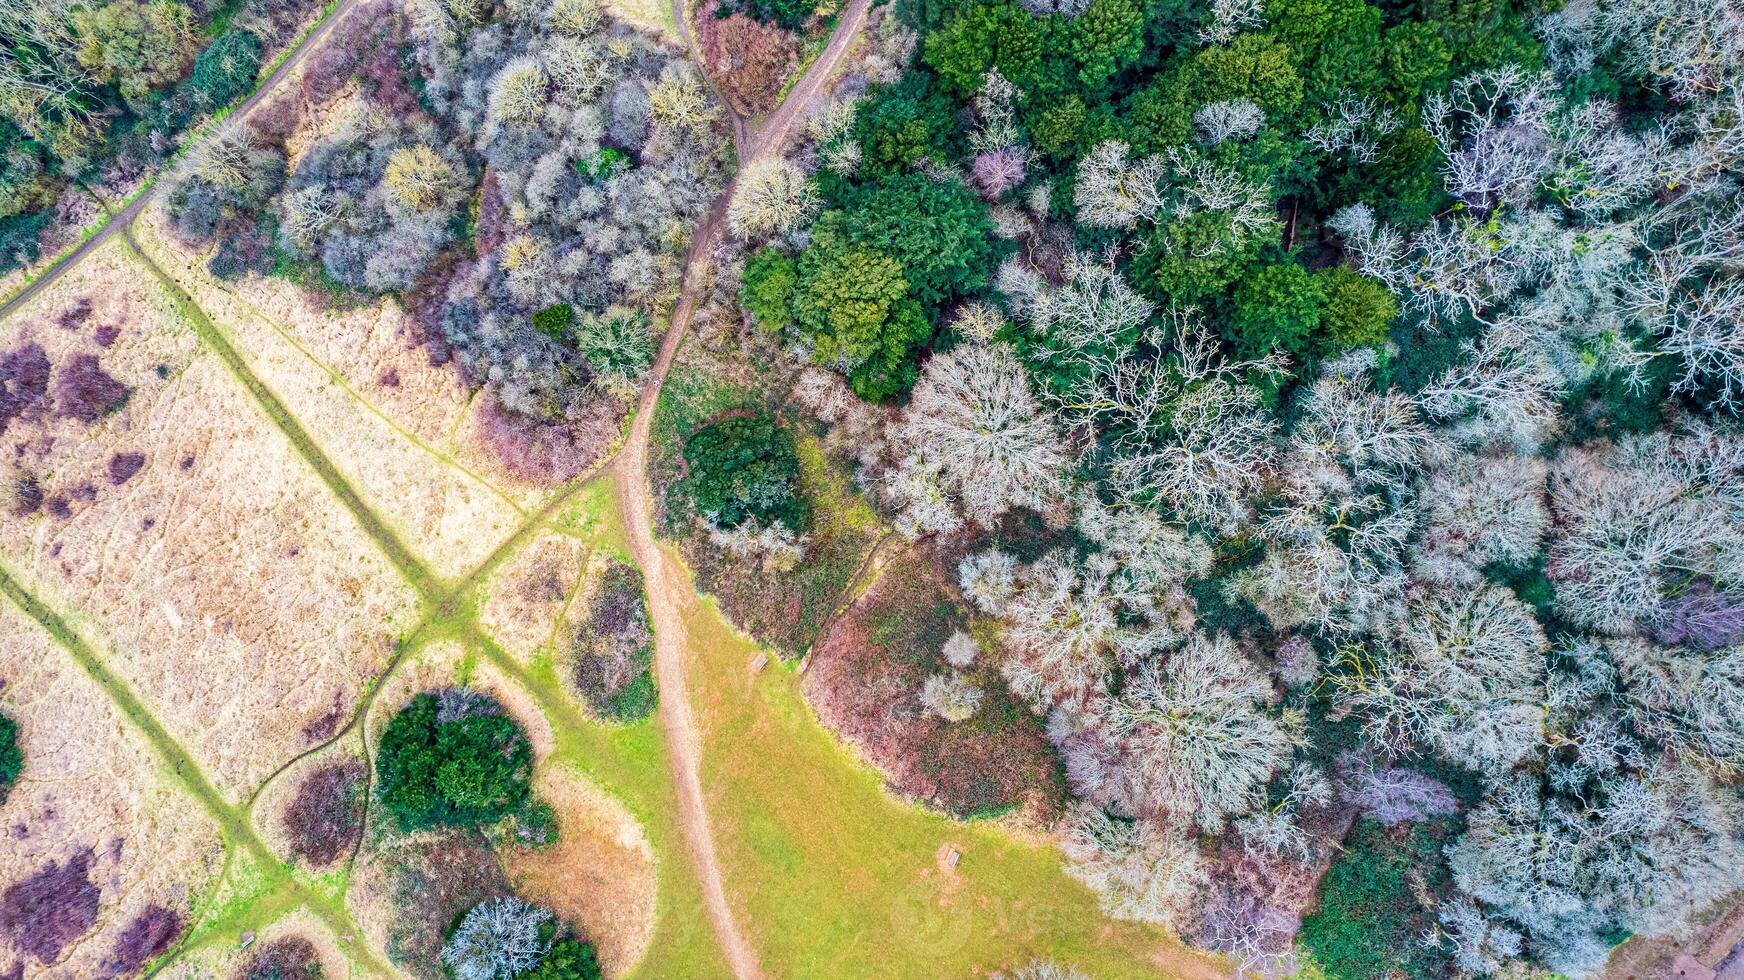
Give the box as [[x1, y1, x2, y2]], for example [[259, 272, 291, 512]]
[[803, 541, 1067, 821]]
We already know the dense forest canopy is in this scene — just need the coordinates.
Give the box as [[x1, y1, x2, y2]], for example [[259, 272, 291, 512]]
[[0, 0, 319, 273], [49, 0, 1744, 970], [719, 0, 1744, 973]]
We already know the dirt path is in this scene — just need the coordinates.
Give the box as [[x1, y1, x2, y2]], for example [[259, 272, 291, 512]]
[[613, 4, 869, 976], [0, 0, 361, 320]]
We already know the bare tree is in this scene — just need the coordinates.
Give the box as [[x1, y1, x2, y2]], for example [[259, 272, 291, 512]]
[[1424, 67, 1558, 212], [442, 897, 552, 980], [995, 961, 1090, 980], [1428, 899, 1524, 975], [1333, 585, 1547, 772], [959, 549, 1019, 614], [1336, 754, 1459, 826], [1547, 428, 1744, 635], [1194, 99, 1265, 146], [921, 673, 985, 722], [1198, 0, 1264, 45], [891, 343, 1069, 528], [1061, 804, 1209, 928], [728, 157, 817, 240], [1049, 305, 1285, 533], [1607, 637, 1744, 768], [1413, 452, 1548, 587], [1307, 95, 1401, 164], [1098, 634, 1293, 830], [1448, 762, 1744, 977], [1418, 329, 1561, 453]]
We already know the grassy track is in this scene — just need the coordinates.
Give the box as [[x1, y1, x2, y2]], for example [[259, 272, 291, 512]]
[[125, 233, 445, 601], [0, 562, 390, 976]]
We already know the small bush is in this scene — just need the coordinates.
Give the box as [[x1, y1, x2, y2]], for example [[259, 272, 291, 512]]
[[0, 342, 52, 431], [107, 452, 147, 486], [282, 759, 366, 866], [376, 693, 533, 832], [532, 303, 575, 341], [571, 560, 656, 722], [53, 354, 130, 422], [1318, 265, 1396, 351], [740, 247, 796, 329], [678, 415, 807, 531], [240, 934, 324, 979], [574, 147, 630, 181], [525, 935, 603, 980], [1227, 262, 1325, 358], [102, 905, 183, 977], [0, 713, 19, 803], [189, 29, 263, 109], [0, 849, 100, 964]]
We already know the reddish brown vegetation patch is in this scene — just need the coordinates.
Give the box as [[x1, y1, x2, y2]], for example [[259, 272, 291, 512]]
[[100, 904, 182, 978], [804, 544, 1066, 818], [0, 848, 100, 964], [305, 0, 406, 105], [249, 95, 304, 143], [7, 476, 42, 517], [237, 934, 322, 979], [282, 760, 366, 867], [472, 391, 617, 483], [381, 832, 510, 974], [55, 300, 93, 331], [696, 10, 799, 115], [300, 691, 348, 743], [53, 353, 129, 422], [107, 453, 146, 485], [0, 343, 51, 433]]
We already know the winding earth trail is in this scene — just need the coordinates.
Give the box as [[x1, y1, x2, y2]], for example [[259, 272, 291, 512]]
[[0, 0, 362, 320], [615, 1, 870, 976]]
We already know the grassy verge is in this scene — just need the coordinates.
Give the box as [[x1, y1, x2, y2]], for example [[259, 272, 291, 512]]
[[669, 554, 1226, 978], [126, 235, 445, 601]]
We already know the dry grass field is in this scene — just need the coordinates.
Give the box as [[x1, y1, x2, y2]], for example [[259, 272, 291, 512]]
[[0, 239, 418, 799], [506, 766, 658, 976], [134, 213, 532, 580], [0, 602, 224, 979], [480, 533, 588, 663]]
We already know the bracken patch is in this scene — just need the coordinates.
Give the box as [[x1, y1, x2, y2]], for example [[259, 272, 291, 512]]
[[53, 353, 129, 423], [282, 759, 366, 867], [238, 934, 323, 979], [100, 904, 182, 978], [0, 848, 100, 964]]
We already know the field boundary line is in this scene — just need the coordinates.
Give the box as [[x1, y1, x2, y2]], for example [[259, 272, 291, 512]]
[[125, 231, 445, 601], [0, 561, 389, 976], [139, 240, 529, 517]]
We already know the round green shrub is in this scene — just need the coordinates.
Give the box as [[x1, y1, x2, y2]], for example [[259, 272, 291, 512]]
[[1227, 262, 1325, 358], [679, 415, 807, 532], [741, 247, 797, 329], [376, 692, 533, 832], [1319, 265, 1398, 351]]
